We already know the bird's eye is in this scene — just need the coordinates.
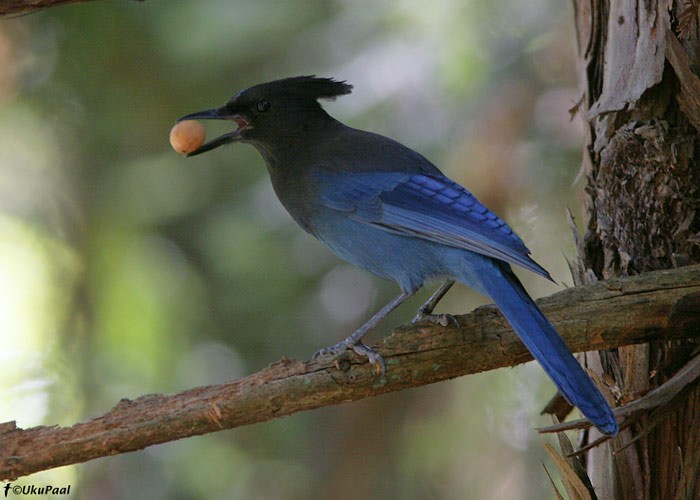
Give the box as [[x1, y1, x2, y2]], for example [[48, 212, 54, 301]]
[[256, 99, 271, 112]]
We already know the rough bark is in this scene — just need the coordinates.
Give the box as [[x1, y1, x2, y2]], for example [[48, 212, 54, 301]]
[[571, 0, 700, 498], [1, 265, 699, 481], [0, 0, 144, 16]]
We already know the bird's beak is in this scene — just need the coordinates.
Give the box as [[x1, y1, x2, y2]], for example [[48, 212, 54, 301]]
[[176, 106, 250, 157]]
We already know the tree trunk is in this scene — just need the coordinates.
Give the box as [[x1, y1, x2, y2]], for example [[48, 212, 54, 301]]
[[571, 0, 700, 498]]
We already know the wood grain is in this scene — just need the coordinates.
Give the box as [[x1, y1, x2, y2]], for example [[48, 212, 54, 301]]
[[1, 265, 698, 480]]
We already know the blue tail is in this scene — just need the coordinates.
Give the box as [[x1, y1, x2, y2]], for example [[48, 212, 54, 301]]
[[476, 262, 618, 435]]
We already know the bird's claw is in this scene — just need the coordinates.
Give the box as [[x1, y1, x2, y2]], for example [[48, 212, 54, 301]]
[[412, 310, 459, 328], [312, 342, 346, 360], [312, 340, 385, 377], [352, 342, 386, 376]]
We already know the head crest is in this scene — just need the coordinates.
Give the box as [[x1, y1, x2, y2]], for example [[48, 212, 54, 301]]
[[242, 76, 353, 103]]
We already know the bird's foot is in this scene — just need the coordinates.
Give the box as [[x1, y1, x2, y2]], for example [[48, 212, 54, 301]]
[[412, 310, 459, 329], [351, 342, 386, 376], [312, 340, 348, 360], [312, 340, 385, 376]]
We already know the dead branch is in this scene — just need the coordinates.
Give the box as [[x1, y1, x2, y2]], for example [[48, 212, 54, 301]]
[[538, 352, 700, 437], [0, 0, 144, 16], [1, 264, 699, 480]]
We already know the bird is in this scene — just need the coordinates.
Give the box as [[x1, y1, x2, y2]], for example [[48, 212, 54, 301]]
[[176, 76, 618, 436]]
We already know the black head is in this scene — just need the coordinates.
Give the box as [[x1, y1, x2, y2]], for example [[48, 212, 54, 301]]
[[177, 76, 352, 156]]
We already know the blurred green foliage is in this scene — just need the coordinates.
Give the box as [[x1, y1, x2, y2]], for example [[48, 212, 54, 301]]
[[0, 0, 586, 498]]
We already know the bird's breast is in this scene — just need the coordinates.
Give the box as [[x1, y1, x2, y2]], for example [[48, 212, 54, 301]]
[[267, 166, 321, 235], [308, 208, 453, 293]]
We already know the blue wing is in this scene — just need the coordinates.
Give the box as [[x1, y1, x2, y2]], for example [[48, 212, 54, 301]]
[[312, 168, 552, 280]]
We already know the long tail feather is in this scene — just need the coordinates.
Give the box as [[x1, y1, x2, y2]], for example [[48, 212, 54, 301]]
[[478, 263, 618, 435]]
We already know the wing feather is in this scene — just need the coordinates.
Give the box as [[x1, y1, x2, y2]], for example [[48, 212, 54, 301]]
[[313, 169, 552, 280]]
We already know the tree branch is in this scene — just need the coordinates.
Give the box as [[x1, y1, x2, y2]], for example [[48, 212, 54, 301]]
[[0, 0, 144, 16], [1, 265, 699, 480]]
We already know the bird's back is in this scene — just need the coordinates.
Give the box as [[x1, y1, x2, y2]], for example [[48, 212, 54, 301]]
[[264, 124, 442, 233], [317, 126, 443, 176]]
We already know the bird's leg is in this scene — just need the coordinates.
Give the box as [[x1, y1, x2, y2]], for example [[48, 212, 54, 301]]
[[313, 290, 415, 375], [412, 279, 458, 327]]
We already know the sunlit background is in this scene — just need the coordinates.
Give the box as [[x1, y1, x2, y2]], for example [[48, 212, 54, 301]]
[[0, 0, 586, 498]]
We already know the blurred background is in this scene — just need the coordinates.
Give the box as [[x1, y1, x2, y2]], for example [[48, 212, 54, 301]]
[[0, 0, 587, 498]]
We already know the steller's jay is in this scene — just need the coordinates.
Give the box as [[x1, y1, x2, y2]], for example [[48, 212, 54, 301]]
[[177, 76, 618, 435]]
